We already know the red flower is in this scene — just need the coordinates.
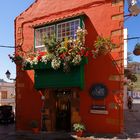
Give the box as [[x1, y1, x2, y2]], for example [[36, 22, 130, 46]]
[[78, 52, 81, 56], [93, 48, 97, 51], [80, 49, 85, 55], [84, 51, 89, 57], [37, 55, 42, 61], [39, 52, 47, 56], [60, 53, 65, 59]]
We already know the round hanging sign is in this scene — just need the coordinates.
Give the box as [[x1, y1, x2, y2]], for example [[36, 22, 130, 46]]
[[90, 84, 108, 99]]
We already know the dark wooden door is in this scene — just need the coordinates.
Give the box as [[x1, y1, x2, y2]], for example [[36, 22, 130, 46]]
[[55, 90, 71, 131]]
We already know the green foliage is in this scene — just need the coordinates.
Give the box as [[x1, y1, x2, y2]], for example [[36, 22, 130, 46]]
[[43, 34, 57, 53], [9, 54, 23, 63], [92, 35, 116, 58], [57, 46, 68, 54], [134, 43, 140, 49], [73, 123, 86, 132], [94, 36, 116, 50], [10, 27, 88, 71]]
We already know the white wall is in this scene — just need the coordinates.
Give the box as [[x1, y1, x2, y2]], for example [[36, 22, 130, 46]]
[[123, 28, 128, 110], [124, 28, 128, 68], [0, 82, 15, 111]]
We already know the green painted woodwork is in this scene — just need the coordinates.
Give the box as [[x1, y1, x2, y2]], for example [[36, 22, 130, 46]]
[[24, 62, 52, 70], [34, 64, 85, 89], [34, 15, 85, 51], [24, 58, 87, 89]]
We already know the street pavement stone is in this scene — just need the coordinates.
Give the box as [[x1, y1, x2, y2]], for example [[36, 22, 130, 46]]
[[0, 125, 129, 140], [0, 103, 140, 140]]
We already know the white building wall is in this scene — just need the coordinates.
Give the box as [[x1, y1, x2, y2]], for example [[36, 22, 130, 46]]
[[0, 81, 15, 112], [124, 28, 128, 110]]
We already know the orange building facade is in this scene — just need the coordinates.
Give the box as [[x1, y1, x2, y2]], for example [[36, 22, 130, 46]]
[[15, 0, 124, 133]]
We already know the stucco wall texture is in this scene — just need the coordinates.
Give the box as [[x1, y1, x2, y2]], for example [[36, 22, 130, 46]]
[[15, 0, 124, 133]]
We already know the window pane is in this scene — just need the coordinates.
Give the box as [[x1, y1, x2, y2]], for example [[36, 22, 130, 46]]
[[35, 19, 80, 50], [1, 91, 7, 99], [35, 25, 55, 50], [35, 47, 46, 52], [57, 19, 80, 41]]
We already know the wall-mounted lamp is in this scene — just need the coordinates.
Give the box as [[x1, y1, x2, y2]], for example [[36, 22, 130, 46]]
[[5, 70, 16, 81]]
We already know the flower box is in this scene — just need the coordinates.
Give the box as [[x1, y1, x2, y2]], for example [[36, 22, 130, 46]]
[[24, 58, 87, 89], [23, 57, 87, 70], [23, 62, 52, 70]]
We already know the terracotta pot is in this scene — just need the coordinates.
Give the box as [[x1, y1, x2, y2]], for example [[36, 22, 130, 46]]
[[32, 128, 39, 134], [98, 47, 109, 56], [15, 60, 22, 65], [133, 48, 140, 56], [75, 131, 83, 137]]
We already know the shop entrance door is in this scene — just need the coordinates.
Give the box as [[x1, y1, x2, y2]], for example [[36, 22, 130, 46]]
[[55, 90, 71, 131]]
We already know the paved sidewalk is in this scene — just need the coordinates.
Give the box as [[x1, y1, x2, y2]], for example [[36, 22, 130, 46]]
[[0, 124, 128, 140], [0, 103, 140, 140], [0, 125, 136, 140], [0, 124, 125, 140], [123, 103, 140, 139]]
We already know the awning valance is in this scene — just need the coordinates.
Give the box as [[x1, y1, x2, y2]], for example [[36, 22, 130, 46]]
[[32, 12, 85, 28]]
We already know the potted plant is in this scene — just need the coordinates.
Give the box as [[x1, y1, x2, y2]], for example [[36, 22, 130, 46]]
[[92, 35, 116, 58], [133, 43, 140, 55], [73, 123, 86, 137], [30, 120, 39, 133]]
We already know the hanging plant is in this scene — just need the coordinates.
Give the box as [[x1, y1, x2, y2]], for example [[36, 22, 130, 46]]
[[8, 54, 23, 64], [133, 43, 140, 56], [92, 36, 116, 58]]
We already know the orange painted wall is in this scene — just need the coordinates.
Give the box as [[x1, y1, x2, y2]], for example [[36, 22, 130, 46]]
[[15, 0, 124, 133]]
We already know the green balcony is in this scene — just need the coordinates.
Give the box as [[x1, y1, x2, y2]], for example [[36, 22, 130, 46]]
[[24, 58, 87, 89], [23, 62, 51, 70]]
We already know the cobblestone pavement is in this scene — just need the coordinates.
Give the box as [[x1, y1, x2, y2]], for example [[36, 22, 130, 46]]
[[0, 103, 140, 140], [0, 124, 131, 140]]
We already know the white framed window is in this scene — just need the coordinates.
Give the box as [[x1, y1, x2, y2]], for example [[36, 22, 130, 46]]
[[35, 25, 55, 51], [34, 18, 81, 51], [57, 19, 80, 41]]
